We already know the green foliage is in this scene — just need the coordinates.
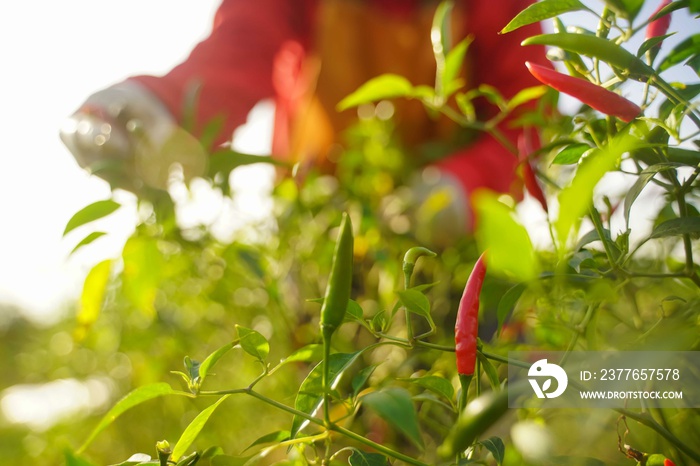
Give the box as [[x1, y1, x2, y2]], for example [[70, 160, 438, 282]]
[[5, 1, 700, 466], [63, 199, 121, 236]]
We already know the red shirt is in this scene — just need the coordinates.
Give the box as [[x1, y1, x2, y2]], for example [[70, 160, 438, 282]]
[[131, 0, 546, 205]]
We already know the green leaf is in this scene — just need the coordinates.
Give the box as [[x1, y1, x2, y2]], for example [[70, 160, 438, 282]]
[[199, 341, 237, 382], [236, 325, 269, 361], [659, 84, 700, 120], [506, 85, 548, 111], [668, 147, 700, 166], [77, 259, 113, 331], [687, 53, 700, 77], [659, 34, 700, 72], [362, 388, 424, 449], [638, 33, 675, 57], [107, 453, 157, 466], [602, 0, 643, 19], [79, 383, 179, 453], [70, 231, 107, 255], [401, 375, 454, 402], [473, 191, 539, 281], [476, 85, 505, 108], [443, 38, 473, 96], [291, 352, 361, 437], [348, 449, 390, 466], [337, 74, 415, 111], [352, 365, 378, 399], [551, 144, 591, 165], [650, 217, 700, 239], [477, 353, 501, 392], [211, 456, 254, 466], [501, 0, 585, 33], [497, 283, 526, 334], [568, 250, 598, 273], [63, 199, 121, 236], [396, 289, 431, 319], [122, 237, 164, 318], [279, 344, 324, 367], [175, 452, 200, 466], [344, 299, 364, 323], [65, 450, 100, 466], [431, 0, 453, 98], [370, 310, 388, 333], [624, 163, 678, 228], [575, 229, 613, 251], [243, 430, 290, 453], [478, 437, 505, 465], [556, 134, 635, 245], [171, 395, 230, 461]]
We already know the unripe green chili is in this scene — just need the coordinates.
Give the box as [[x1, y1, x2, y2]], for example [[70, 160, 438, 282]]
[[320, 213, 353, 425], [320, 212, 354, 340], [402, 246, 437, 288], [526, 62, 642, 122], [522, 33, 655, 78], [455, 253, 486, 377]]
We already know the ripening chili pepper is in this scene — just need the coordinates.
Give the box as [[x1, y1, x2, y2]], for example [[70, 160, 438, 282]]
[[455, 252, 486, 377], [646, 0, 673, 40], [522, 33, 654, 78], [645, 454, 676, 466], [525, 62, 642, 122], [518, 132, 548, 213], [320, 212, 354, 340]]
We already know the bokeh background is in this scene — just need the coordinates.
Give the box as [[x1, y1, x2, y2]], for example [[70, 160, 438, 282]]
[[0, 1, 697, 464]]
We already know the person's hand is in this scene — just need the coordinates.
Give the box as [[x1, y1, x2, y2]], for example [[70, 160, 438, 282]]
[[60, 81, 206, 194]]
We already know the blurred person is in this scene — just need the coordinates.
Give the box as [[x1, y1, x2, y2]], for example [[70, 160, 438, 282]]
[[60, 0, 545, 244]]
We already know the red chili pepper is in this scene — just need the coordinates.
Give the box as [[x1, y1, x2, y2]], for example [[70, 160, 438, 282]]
[[525, 61, 642, 122], [646, 0, 672, 40], [518, 132, 548, 213], [664, 459, 676, 466], [455, 252, 487, 376]]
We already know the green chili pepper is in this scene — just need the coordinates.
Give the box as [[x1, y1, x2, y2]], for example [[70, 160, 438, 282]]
[[522, 33, 654, 78], [402, 246, 437, 287], [320, 212, 354, 340], [439, 381, 530, 458], [526, 62, 642, 122]]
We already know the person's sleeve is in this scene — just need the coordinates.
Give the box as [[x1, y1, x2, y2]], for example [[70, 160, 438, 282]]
[[130, 0, 314, 147], [436, 0, 547, 207]]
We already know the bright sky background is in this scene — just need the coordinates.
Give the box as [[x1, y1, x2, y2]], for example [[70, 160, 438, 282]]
[[0, 1, 696, 323], [0, 1, 221, 321]]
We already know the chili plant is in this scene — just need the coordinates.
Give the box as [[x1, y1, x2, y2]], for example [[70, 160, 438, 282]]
[[53, 1, 700, 466]]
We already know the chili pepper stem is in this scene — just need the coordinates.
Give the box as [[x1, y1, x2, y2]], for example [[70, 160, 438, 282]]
[[457, 374, 473, 412], [321, 326, 334, 426]]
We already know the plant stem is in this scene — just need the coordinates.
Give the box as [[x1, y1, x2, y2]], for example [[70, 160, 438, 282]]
[[589, 205, 620, 271], [199, 388, 325, 428], [330, 424, 430, 466], [615, 408, 700, 463], [480, 350, 530, 369], [651, 75, 700, 130], [322, 331, 333, 426]]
